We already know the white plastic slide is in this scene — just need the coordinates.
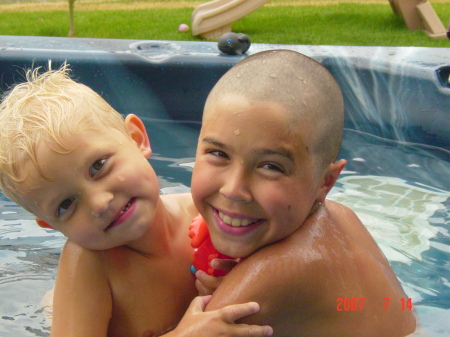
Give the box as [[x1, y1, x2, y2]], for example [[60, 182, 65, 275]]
[[191, 0, 270, 39]]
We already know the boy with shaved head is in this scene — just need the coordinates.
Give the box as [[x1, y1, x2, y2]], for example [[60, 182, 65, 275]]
[[192, 50, 416, 336]]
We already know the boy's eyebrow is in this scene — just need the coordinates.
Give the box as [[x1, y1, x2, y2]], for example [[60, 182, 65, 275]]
[[201, 137, 227, 149], [201, 137, 294, 162], [252, 148, 295, 162]]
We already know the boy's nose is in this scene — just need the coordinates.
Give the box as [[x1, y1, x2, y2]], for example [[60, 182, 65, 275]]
[[219, 167, 252, 203], [86, 189, 114, 217]]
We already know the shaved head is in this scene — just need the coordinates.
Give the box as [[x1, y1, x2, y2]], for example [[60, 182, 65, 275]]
[[204, 49, 344, 170]]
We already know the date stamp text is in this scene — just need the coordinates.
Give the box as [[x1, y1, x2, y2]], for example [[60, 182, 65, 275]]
[[336, 298, 413, 311]]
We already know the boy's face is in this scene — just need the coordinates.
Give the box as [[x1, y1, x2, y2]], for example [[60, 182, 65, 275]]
[[20, 116, 160, 250], [192, 94, 326, 258]]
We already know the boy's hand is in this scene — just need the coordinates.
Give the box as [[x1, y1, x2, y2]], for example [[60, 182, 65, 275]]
[[195, 270, 222, 296], [211, 258, 238, 273], [195, 259, 237, 295], [169, 295, 273, 337]]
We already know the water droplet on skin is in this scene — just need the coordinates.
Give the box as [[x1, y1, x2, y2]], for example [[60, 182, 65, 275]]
[[270, 74, 277, 79], [117, 176, 125, 182], [91, 210, 100, 217], [236, 73, 241, 78], [234, 129, 241, 135]]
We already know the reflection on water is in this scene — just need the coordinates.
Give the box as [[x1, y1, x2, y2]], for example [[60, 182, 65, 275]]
[[330, 175, 447, 262], [0, 200, 62, 336], [0, 122, 449, 336]]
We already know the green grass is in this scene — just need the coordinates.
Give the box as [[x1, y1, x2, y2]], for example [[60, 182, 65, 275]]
[[0, 3, 449, 47]]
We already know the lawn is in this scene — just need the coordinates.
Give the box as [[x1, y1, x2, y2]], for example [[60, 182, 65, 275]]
[[0, 0, 449, 47]]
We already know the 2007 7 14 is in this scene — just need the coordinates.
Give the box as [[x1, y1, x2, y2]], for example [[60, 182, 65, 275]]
[[336, 298, 413, 311]]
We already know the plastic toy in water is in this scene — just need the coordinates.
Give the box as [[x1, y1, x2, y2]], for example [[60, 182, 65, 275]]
[[218, 32, 251, 56], [189, 214, 233, 277]]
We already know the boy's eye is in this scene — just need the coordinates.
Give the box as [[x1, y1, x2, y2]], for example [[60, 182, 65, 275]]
[[57, 198, 74, 217], [260, 163, 285, 174], [90, 158, 106, 177], [262, 163, 282, 171], [209, 150, 228, 158]]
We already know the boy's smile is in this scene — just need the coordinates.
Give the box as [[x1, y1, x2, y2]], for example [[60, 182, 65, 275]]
[[214, 206, 265, 236], [20, 121, 160, 251], [192, 95, 327, 258], [105, 197, 137, 231]]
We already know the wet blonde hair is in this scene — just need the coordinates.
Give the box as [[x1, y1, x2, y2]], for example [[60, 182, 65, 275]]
[[204, 49, 344, 171], [0, 64, 128, 207]]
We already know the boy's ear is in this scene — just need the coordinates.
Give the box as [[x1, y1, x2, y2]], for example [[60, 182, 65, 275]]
[[35, 217, 54, 230], [317, 159, 347, 203], [124, 114, 152, 158]]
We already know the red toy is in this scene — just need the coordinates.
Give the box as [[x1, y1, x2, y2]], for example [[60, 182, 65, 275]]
[[189, 214, 233, 277]]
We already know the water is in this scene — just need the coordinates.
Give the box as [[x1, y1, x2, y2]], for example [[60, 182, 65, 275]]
[[333, 129, 450, 336], [0, 119, 449, 336]]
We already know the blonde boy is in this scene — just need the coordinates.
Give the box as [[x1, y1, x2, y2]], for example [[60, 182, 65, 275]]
[[192, 50, 417, 336], [0, 66, 273, 337]]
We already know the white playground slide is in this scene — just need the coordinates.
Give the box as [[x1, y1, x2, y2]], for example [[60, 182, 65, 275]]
[[191, 0, 270, 39]]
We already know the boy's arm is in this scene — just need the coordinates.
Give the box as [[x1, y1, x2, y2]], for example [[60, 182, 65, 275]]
[[202, 240, 325, 337], [50, 240, 112, 337]]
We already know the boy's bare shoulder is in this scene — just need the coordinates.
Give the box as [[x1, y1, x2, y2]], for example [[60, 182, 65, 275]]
[[58, 240, 112, 279], [208, 200, 416, 336], [208, 203, 340, 310], [60, 239, 104, 264], [161, 192, 193, 205], [161, 192, 197, 225], [59, 239, 139, 275], [212, 200, 374, 291]]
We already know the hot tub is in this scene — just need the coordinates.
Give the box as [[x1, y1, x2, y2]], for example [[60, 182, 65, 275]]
[[0, 36, 449, 336]]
